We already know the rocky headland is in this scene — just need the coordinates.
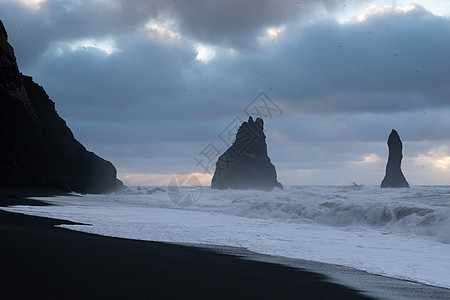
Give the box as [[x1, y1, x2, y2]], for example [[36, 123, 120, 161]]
[[0, 20, 123, 193]]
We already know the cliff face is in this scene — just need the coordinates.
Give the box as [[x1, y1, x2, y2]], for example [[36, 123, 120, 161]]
[[380, 129, 410, 188], [0, 20, 123, 193], [211, 116, 283, 191]]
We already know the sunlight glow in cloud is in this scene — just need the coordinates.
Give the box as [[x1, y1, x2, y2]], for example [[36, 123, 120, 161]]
[[16, 0, 46, 10], [258, 26, 285, 44], [355, 5, 417, 23], [146, 24, 181, 42], [416, 147, 450, 170], [195, 44, 216, 63], [64, 38, 119, 55], [119, 172, 212, 186], [337, 4, 419, 24], [352, 153, 381, 164]]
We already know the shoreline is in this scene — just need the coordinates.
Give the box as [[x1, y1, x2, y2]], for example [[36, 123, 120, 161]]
[[2, 190, 450, 299], [0, 189, 372, 299], [212, 245, 450, 300], [0, 208, 371, 299], [160, 242, 450, 299]]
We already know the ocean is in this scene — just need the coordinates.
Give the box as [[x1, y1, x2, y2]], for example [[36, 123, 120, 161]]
[[3, 185, 450, 296]]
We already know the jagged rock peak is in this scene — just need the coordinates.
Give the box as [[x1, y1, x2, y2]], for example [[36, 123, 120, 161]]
[[211, 116, 282, 191], [380, 129, 410, 188], [0, 20, 19, 73], [0, 20, 13, 62]]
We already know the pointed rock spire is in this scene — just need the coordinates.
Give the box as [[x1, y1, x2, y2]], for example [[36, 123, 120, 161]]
[[381, 129, 410, 188]]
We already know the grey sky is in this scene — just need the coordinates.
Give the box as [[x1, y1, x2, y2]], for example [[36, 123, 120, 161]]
[[2, 0, 450, 185]]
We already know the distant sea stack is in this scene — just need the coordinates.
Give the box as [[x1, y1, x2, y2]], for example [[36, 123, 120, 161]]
[[0, 20, 123, 193], [380, 129, 409, 188], [211, 116, 283, 191]]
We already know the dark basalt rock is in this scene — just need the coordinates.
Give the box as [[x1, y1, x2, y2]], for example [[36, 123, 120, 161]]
[[211, 116, 283, 191], [380, 129, 409, 188], [0, 20, 123, 193]]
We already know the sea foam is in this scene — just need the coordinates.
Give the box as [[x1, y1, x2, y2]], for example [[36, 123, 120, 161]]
[[2, 185, 450, 288]]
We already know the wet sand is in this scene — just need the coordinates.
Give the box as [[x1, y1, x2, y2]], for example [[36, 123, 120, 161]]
[[0, 190, 371, 299], [3, 189, 449, 299]]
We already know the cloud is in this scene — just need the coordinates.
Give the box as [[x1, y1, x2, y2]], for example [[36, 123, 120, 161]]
[[2, 1, 450, 185], [145, 24, 181, 42], [263, 5, 450, 114], [2, 0, 361, 68], [415, 146, 450, 171], [123, 0, 352, 50], [119, 172, 212, 186], [354, 4, 418, 23], [351, 153, 381, 164]]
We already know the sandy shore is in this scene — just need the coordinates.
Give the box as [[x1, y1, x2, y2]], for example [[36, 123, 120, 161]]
[[2, 189, 450, 299], [0, 189, 373, 300]]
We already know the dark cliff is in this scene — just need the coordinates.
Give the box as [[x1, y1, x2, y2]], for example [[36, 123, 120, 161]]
[[380, 129, 409, 188], [211, 116, 283, 191], [0, 20, 123, 193]]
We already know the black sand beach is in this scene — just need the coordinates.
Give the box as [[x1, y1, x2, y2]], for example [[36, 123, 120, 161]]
[[0, 191, 372, 300]]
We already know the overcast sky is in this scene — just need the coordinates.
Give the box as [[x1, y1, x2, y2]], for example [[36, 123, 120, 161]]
[[2, 0, 450, 186]]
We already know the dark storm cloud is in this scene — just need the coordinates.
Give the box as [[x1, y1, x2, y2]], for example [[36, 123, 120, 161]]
[[11, 4, 450, 140], [134, 0, 346, 49], [218, 5, 450, 114], [6, 3, 449, 122], [37, 33, 194, 108], [2, 0, 358, 68]]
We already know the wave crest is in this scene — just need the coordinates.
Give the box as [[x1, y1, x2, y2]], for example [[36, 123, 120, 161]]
[[220, 186, 450, 244]]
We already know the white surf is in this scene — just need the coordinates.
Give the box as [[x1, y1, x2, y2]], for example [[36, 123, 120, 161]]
[[3, 185, 450, 289]]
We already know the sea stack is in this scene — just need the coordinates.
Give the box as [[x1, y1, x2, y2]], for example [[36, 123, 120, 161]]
[[380, 129, 409, 188], [0, 20, 123, 193], [211, 116, 283, 191]]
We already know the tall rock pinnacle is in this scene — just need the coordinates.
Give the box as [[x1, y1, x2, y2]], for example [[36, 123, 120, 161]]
[[211, 116, 283, 191], [380, 129, 409, 188]]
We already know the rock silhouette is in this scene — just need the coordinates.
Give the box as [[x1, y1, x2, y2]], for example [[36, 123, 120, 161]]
[[211, 116, 283, 191], [380, 129, 409, 188], [0, 20, 123, 193]]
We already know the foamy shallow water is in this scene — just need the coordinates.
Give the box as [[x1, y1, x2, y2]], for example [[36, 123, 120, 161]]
[[3, 185, 450, 290]]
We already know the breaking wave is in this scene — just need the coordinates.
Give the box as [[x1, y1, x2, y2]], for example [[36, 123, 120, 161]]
[[215, 186, 450, 244], [115, 185, 450, 244]]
